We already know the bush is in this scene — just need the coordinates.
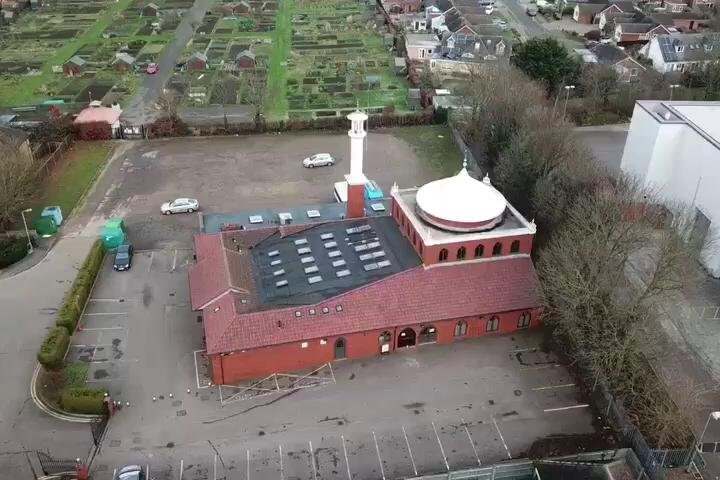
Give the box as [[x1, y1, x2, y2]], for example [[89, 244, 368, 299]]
[[63, 362, 89, 388], [38, 327, 70, 370], [0, 236, 29, 269], [59, 387, 106, 414], [55, 239, 105, 333]]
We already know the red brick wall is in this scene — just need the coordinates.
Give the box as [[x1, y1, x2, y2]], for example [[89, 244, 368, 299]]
[[209, 308, 542, 384]]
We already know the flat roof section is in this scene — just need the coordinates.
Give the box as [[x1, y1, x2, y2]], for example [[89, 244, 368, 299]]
[[251, 216, 422, 307]]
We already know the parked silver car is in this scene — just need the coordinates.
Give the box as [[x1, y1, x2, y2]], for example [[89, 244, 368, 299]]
[[114, 465, 146, 480], [302, 153, 335, 168], [161, 198, 199, 215]]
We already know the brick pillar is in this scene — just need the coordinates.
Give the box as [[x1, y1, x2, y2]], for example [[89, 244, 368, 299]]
[[347, 183, 365, 218]]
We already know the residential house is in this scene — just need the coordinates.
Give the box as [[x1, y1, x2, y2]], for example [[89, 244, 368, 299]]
[[614, 22, 673, 44], [235, 50, 256, 69], [73, 103, 122, 140], [687, 0, 714, 8], [596, 1, 639, 29], [575, 43, 646, 81], [113, 52, 136, 72], [142, 2, 159, 16], [187, 52, 208, 71], [574, 3, 607, 23], [405, 33, 441, 61], [662, 0, 688, 12], [639, 32, 720, 73], [62, 55, 86, 77], [620, 101, 720, 276], [430, 27, 510, 76], [650, 12, 708, 32], [380, 0, 421, 14], [396, 12, 427, 31]]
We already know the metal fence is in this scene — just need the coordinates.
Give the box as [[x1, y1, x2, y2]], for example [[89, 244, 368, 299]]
[[410, 461, 538, 480]]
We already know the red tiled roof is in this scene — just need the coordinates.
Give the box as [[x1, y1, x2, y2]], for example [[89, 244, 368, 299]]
[[202, 256, 541, 354], [74, 107, 121, 125]]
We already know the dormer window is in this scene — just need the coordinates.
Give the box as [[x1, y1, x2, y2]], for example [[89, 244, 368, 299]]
[[705, 44, 713, 52], [676, 45, 684, 53]]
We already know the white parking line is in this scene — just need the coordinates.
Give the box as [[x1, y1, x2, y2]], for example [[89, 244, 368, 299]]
[[401, 426, 418, 477], [148, 251, 154, 273], [89, 298, 128, 303], [511, 347, 537, 353], [246, 449, 250, 480], [179, 459, 184, 480], [521, 364, 562, 370], [309, 441, 318, 480], [431, 421, 450, 471], [78, 326, 125, 330], [279, 445, 284, 480], [341, 434, 352, 480], [461, 418, 481, 467], [213, 453, 217, 480], [492, 416, 512, 459], [171, 249, 178, 272], [372, 431, 386, 480], [532, 383, 575, 391], [82, 313, 128, 317], [544, 404, 589, 412]]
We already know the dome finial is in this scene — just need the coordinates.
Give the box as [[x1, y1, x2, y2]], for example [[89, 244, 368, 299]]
[[483, 173, 491, 185], [462, 154, 468, 170]]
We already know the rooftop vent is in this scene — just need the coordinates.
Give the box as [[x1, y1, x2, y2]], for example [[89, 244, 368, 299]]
[[367, 241, 381, 249], [268, 250, 280, 257], [320, 233, 334, 240], [354, 244, 369, 252], [371, 203, 386, 212], [363, 263, 379, 271], [301, 256, 315, 264], [346, 225, 372, 235], [336, 269, 351, 278], [307, 275, 323, 284], [294, 238, 308, 246], [307, 210, 321, 218], [297, 247, 312, 255], [378, 259, 392, 268], [276, 280, 288, 287], [328, 250, 342, 258], [324, 241, 338, 249], [273, 269, 286, 276], [304, 265, 319, 274], [279, 212, 293, 225], [332, 259, 347, 267], [270, 259, 282, 266], [249, 215, 263, 224]]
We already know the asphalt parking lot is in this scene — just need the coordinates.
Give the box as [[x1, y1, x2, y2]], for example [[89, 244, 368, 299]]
[[73, 132, 440, 250]]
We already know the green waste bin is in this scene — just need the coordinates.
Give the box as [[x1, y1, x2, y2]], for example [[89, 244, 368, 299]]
[[101, 218, 126, 250], [33, 216, 58, 237]]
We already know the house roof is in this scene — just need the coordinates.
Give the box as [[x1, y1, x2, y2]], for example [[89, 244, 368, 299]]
[[651, 11, 708, 24], [73, 106, 121, 125], [236, 49, 256, 60], [590, 43, 630, 63], [0, 125, 29, 148], [405, 33, 441, 47], [602, 1, 636, 13], [654, 32, 720, 62], [144, 2, 159, 8], [617, 22, 658, 32], [113, 52, 136, 64], [65, 55, 86, 67], [201, 255, 540, 354], [190, 52, 208, 62], [577, 3, 608, 14]]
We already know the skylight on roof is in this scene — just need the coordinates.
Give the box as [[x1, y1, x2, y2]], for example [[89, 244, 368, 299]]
[[359, 253, 373, 261], [273, 269, 285, 276], [320, 233, 334, 240], [336, 269, 351, 278], [363, 263, 379, 271], [276, 280, 288, 287], [249, 215, 263, 224], [270, 259, 282, 266], [371, 203, 386, 212], [268, 250, 280, 257], [373, 251, 386, 258], [367, 241, 381, 249], [297, 247, 312, 255], [324, 241, 338, 249], [301, 256, 315, 264], [332, 259, 346, 267], [307, 210, 321, 218], [307, 275, 323, 284], [354, 244, 368, 252], [328, 250, 342, 258], [346, 224, 372, 235], [294, 238, 308, 246], [378, 259, 392, 268], [304, 265, 319, 274]]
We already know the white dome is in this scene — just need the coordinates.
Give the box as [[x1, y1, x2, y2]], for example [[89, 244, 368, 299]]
[[415, 168, 507, 232]]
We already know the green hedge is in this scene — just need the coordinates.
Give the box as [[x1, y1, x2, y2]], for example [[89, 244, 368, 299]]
[[55, 239, 105, 333], [59, 387, 106, 414], [0, 236, 29, 269], [37, 327, 70, 370]]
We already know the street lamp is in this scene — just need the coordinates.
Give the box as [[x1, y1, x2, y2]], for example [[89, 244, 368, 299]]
[[669, 84, 681, 101], [699, 411, 720, 450], [563, 85, 576, 118], [20, 208, 33, 255]]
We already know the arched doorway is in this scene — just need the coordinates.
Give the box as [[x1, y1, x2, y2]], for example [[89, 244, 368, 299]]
[[419, 325, 437, 344], [334, 338, 346, 359], [379, 331, 392, 354], [397, 328, 416, 348]]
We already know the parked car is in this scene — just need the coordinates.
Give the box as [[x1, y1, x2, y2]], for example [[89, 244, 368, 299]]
[[303, 153, 335, 168], [146, 63, 159, 74], [114, 465, 146, 480], [113, 244, 134, 271], [484, 4, 494, 14], [161, 198, 200, 214]]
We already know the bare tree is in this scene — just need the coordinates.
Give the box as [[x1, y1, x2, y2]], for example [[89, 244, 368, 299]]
[[0, 142, 38, 229], [241, 68, 267, 125], [156, 89, 180, 119]]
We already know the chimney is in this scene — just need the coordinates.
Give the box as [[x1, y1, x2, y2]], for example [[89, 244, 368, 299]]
[[345, 110, 369, 219]]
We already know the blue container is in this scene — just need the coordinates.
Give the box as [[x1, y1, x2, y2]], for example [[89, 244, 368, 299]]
[[41, 206, 63, 226]]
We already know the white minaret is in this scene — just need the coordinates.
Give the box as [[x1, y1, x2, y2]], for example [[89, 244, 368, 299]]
[[347, 110, 368, 186]]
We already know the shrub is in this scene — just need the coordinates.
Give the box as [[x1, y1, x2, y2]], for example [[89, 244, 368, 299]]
[[0, 236, 29, 269], [63, 362, 89, 388], [60, 387, 106, 414], [55, 239, 105, 333], [38, 327, 70, 370]]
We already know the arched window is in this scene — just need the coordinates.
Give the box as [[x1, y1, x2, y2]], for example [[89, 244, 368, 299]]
[[419, 325, 437, 343], [439, 249, 448, 262], [486, 316, 499, 332], [518, 312, 531, 329], [492, 242, 502, 256], [457, 246, 466, 260], [454, 321, 468, 337], [510, 240, 520, 253], [474, 244, 484, 258]]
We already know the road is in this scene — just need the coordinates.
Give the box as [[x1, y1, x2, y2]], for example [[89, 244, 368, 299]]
[[495, 0, 548, 39], [120, 0, 215, 125]]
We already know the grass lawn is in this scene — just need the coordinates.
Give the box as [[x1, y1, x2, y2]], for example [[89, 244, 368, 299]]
[[30, 142, 113, 223], [265, 0, 294, 119], [390, 125, 463, 177]]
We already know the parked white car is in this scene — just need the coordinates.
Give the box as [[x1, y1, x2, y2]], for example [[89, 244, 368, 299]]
[[161, 198, 199, 214], [302, 153, 335, 168]]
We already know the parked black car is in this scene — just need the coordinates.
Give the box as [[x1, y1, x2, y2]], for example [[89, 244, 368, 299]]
[[113, 244, 134, 271]]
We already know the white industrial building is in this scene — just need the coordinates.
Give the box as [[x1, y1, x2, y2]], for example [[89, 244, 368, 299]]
[[620, 100, 720, 276]]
